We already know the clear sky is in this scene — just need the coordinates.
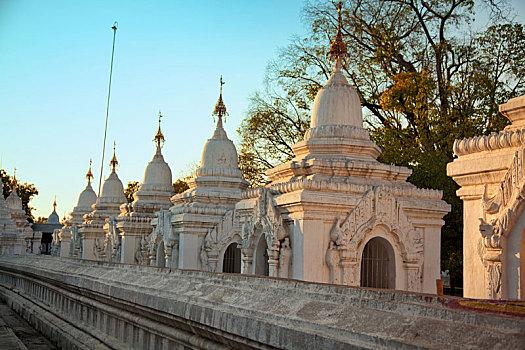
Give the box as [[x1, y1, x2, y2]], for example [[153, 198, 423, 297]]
[[0, 0, 307, 219], [1, 0, 524, 219]]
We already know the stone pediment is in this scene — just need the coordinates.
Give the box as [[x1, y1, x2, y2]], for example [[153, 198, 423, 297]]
[[329, 185, 422, 260]]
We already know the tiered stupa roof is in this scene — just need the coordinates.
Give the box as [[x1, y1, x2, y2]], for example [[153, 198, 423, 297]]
[[81, 145, 126, 240], [116, 113, 174, 236], [173, 76, 248, 208], [71, 161, 97, 225], [5, 177, 32, 242], [266, 5, 411, 185], [47, 196, 60, 224], [56, 161, 98, 257]]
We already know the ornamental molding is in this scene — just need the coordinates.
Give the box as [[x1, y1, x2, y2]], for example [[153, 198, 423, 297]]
[[268, 177, 443, 200], [453, 128, 525, 157]]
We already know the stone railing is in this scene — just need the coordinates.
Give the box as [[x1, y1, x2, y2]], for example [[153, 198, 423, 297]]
[[0, 255, 524, 350]]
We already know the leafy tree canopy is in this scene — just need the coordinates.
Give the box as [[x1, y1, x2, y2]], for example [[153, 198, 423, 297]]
[[1, 169, 39, 222], [124, 181, 141, 203], [123, 179, 190, 202], [173, 179, 189, 194]]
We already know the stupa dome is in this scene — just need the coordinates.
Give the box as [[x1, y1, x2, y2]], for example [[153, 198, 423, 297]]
[[200, 125, 239, 170], [47, 210, 59, 224], [6, 190, 22, 210], [143, 118, 173, 189], [101, 171, 125, 199], [310, 63, 362, 129], [99, 144, 126, 202], [77, 182, 97, 209], [144, 153, 173, 185], [47, 196, 60, 224]]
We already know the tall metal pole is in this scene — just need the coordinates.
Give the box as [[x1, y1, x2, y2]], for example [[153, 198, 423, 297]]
[[98, 22, 118, 196]]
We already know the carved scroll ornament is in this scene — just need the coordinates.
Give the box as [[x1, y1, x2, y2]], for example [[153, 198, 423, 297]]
[[479, 141, 525, 299]]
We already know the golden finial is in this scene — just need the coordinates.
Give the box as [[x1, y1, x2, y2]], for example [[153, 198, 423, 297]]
[[53, 195, 57, 210], [328, 1, 348, 64], [109, 141, 118, 172], [212, 75, 228, 124], [154, 111, 165, 152], [12, 167, 17, 189], [86, 159, 94, 183]]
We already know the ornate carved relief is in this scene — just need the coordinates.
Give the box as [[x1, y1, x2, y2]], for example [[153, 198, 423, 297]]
[[51, 229, 61, 256], [239, 188, 290, 277], [479, 142, 525, 299], [71, 226, 82, 258], [135, 235, 149, 265], [147, 209, 174, 266], [200, 210, 238, 272], [103, 217, 121, 263], [200, 188, 291, 276], [326, 186, 423, 290]]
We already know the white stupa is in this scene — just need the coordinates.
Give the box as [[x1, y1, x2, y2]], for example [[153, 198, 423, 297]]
[[55, 161, 97, 258], [115, 114, 174, 264], [6, 176, 34, 253], [151, 77, 249, 268], [80, 145, 126, 260], [0, 180, 25, 255]]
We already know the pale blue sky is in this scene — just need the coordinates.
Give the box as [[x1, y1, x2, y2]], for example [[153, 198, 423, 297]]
[[1, 0, 524, 219], [0, 0, 306, 218]]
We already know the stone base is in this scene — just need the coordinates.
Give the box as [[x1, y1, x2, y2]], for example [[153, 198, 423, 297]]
[[0, 255, 523, 350]]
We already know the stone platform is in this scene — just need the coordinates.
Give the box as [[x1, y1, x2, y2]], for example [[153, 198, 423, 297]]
[[0, 255, 523, 349], [0, 300, 56, 349]]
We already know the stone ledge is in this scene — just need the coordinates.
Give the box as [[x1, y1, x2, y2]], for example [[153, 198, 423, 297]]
[[0, 255, 524, 349]]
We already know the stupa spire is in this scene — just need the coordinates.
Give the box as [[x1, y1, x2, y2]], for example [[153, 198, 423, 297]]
[[328, 2, 348, 71], [109, 141, 118, 172], [86, 159, 94, 184], [53, 195, 57, 210], [11, 168, 17, 192], [154, 111, 165, 154], [212, 75, 228, 127]]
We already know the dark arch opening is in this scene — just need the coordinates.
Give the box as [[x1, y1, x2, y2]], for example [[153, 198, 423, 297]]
[[222, 243, 241, 273], [254, 235, 269, 276], [157, 241, 165, 268], [360, 237, 395, 289]]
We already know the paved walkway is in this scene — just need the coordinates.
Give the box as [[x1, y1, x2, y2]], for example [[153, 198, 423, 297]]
[[0, 301, 56, 350]]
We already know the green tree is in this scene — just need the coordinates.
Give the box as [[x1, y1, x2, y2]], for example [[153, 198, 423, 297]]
[[123, 179, 190, 201], [124, 181, 141, 203], [1, 169, 39, 222], [173, 179, 189, 194], [237, 0, 525, 291]]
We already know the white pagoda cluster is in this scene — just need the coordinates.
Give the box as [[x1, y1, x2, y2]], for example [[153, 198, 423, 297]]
[[47, 9, 453, 294]]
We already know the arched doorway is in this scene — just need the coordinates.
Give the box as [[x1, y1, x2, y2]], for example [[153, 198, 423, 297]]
[[254, 236, 269, 276], [157, 241, 165, 267], [360, 237, 395, 289], [222, 243, 241, 273]]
